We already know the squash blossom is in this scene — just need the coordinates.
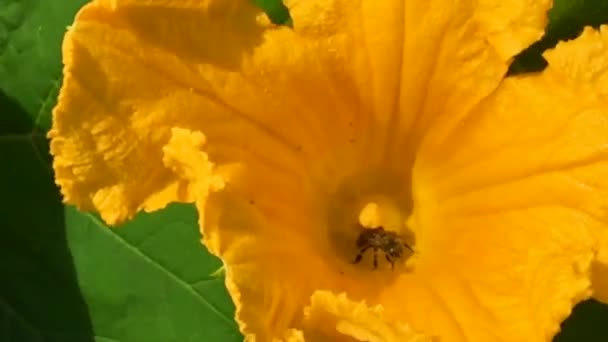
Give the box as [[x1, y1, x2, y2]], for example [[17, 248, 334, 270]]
[[49, 0, 608, 341]]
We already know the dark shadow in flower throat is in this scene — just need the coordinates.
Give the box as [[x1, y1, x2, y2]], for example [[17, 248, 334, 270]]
[[323, 169, 415, 290]]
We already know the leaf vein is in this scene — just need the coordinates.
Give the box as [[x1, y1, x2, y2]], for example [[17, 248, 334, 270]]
[[84, 213, 237, 329], [0, 298, 43, 341]]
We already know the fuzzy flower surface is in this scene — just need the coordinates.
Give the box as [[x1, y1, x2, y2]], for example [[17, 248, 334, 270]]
[[50, 0, 608, 341]]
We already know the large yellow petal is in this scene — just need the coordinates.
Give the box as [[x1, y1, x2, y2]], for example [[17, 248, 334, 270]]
[[381, 211, 595, 341], [49, 0, 554, 340], [390, 0, 551, 169], [50, 0, 550, 224], [200, 189, 331, 341], [50, 0, 332, 224], [593, 253, 608, 303], [475, 0, 552, 60], [540, 25, 608, 304], [401, 26, 608, 341], [197, 1, 552, 338]]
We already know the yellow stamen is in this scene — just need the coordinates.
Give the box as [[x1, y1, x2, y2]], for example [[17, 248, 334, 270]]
[[358, 199, 405, 232]]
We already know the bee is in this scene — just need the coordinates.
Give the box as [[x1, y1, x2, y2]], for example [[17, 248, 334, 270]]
[[352, 226, 413, 269]]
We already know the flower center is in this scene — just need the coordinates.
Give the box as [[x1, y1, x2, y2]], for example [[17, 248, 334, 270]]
[[322, 170, 415, 273], [358, 201, 404, 231], [352, 200, 415, 269]]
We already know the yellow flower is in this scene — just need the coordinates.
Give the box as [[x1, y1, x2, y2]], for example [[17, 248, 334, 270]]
[[49, 0, 608, 341]]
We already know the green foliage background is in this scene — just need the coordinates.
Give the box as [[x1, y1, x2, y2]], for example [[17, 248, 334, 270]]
[[1, 0, 608, 341]]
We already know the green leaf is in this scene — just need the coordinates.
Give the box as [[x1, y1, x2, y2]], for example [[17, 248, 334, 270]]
[[2, 0, 608, 341], [65, 204, 241, 342], [0, 0, 87, 130], [0, 0, 242, 341], [0, 126, 93, 342], [252, 0, 292, 27], [0, 137, 242, 341], [556, 300, 608, 342], [1, 1, 92, 340]]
